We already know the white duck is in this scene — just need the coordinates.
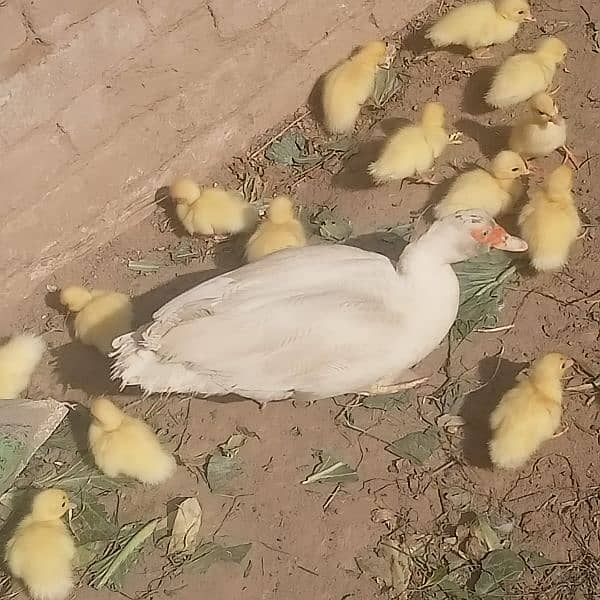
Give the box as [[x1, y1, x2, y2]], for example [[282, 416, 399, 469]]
[[111, 210, 527, 404]]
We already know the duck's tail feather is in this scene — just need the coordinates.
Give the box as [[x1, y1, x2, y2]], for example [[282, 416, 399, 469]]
[[110, 332, 222, 396]]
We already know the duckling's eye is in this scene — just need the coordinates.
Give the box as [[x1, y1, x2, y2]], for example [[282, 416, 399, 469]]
[[61, 501, 66, 507], [537, 110, 546, 115], [517, 10, 525, 14], [511, 167, 519, 172], [481, 230, 489, 238]]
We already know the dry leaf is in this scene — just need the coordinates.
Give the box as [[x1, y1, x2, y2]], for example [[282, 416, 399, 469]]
[[168, 498, 203, 556], [302, 452, 358, 485]]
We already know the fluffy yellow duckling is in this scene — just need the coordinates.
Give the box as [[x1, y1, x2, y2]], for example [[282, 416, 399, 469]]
[[427, 0, 534, 59], [368, 102, 460, 184], [170, 178, 257, 236], [0, 334, 46, 399], [489, 353, 572, 469], [509, 93, 570, 162], [322, 41, 396, 134], [6, 489, 76, 600], [518, 165, 580, 271], [435, 150, 529, 218], [88, 396, 176, 484], [486, 37, 568, 108], [60, 286, 133, 355], [246, 196, 306, 262]]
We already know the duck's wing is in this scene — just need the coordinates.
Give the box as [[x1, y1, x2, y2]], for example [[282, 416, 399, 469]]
[[112, 244, 403, 400]]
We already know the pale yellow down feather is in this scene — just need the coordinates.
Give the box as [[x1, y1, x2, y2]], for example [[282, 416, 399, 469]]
[[489, 353, 571, 469], [6, 489, 75, 600], [368, 102, 449, 184], [486, 37, 567, 108], [88, 396, 177, 484], [426, 0, 533, 52], [435, 150, 528, 218], [322, 41, 392, 134], [170, 179, 257, 236], [246, 196, 306, 262], [518, 165, 580, 271]]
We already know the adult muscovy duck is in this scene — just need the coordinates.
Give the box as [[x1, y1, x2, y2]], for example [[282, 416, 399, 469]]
[[111, 209, 527, 404]]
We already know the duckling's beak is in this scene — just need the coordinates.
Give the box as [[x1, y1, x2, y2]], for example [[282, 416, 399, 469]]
[[525, 15, 536, 22], [563, 358, 574, 369], [68, 502, 77, 511], [489, 226, 528, 252]]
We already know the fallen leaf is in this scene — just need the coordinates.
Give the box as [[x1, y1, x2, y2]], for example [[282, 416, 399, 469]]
[[371, 68, 404, 108], [89, 519, 160, 590], [437, 414, 466, 430], [302, 452, 358, 485], [361, 392, 409, 411], [72, 492, 119, 545], [309, 207, 353, 243], [520, 550, 553, 569], [474, 549, 525, 595], [386, 427, 440, 465], [205, 453, 243, 493], [168, 498, 203, 556], [187, 541, 252, 573], [443, 487, 471, 510], [218, 433, 248, 458], [452, 250, 516, 344], [127, 259, 161, 273], [265, 130, 320, 166], [470, 514, 502, 552]]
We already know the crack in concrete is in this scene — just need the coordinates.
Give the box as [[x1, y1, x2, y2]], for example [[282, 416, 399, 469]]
[[20, 9, 50, 46]]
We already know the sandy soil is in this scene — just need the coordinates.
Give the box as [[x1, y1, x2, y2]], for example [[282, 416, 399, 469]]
[[3, 0, 600, 599]]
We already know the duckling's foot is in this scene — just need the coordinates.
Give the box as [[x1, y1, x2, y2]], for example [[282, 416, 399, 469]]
[[470, 48, 493, 60], [413, 174, 439, 186], [366, 377, 429, 395], [449, 131, 463, 145], [552, 424, 569, 438]]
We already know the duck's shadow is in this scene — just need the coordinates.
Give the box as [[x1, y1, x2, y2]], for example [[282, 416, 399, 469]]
[[460, 356, 528, 468]]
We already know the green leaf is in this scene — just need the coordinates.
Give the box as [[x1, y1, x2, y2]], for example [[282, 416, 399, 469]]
[[36, 458, 128, 493], [361, 392, 409, 411], [386, 427, 440, 465], [371, 68, 404, 108], [520, 550, 553, 569], [474, 549, 525, 595], [438, 579, 471, 599], [471, 514, 502, 552], [72, 492, 119, 545], [309, 206, 352, 242], [187, 541, 252, 573], [205, 453, 243, 493], [127, 259, 161, 273], [451, 250, 516, 344], [89, 519, 160, 590], [264, 130, 320, 166], [302, 452, 358, 485]]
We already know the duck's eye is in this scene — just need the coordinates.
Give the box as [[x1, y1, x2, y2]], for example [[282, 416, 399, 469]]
[[481, 230, 489, 238]]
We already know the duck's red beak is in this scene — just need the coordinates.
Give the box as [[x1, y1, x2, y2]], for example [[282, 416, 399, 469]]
[[472, 226, 528, 252]]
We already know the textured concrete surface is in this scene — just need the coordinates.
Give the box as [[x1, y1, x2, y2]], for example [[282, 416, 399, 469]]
[[0, 0, 430, 312]]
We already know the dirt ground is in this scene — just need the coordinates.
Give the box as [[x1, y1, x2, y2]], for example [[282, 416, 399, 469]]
[[3, 0, 600, 598]]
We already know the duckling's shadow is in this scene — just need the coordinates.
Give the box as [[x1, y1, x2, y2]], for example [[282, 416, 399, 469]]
[[333, 139, 385, 190], [376, 117, 411, 136], [52, 342, 118, 396], [460, 356, 528, 468], [308, 73, 327, 129], [462, 66, 496, 115], [155, 186, 191, 239], [456, 118, 511, 159]]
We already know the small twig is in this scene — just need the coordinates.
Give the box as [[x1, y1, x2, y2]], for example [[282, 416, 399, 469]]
[[474, 324, 515, 333], [248, 111, 309, 160], [322, 483, 341, 512]]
